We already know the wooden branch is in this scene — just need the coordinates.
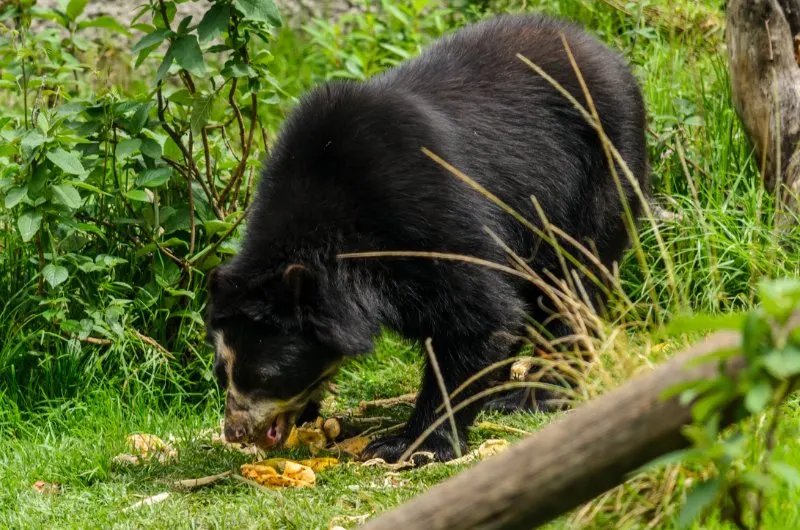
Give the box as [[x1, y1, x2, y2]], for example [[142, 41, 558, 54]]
[[360, 332, 744, 530], [728, 0, 800, 228]]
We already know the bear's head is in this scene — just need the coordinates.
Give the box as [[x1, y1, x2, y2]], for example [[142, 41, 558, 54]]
[[204, 263, 375, 449]]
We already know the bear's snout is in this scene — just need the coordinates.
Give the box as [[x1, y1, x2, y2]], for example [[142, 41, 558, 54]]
[[224, 421, 247, 443]]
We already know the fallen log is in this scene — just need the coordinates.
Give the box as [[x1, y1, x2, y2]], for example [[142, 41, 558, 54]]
[[360, 331, 743, 530]]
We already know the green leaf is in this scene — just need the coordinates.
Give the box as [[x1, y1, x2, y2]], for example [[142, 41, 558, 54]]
[[168, 88, 194, 105], [380, 43, 411, 60], [691, 388, 731, 424], [116, 139, 142, 160], [743, 311, 772, 357], [233, 0, 282, 27], [221, 58, 256, 78], [132, 28, 172, 53], [198, 3, 230, 43], [140, 138, 162, 160], [36, 112, 50, 135], [77, 15, 130, 35], [684, 115, 704, 127], [759, 278, 800, 322], [678, 478, 720, 529], [29, 164, 48, 197], [51, 184, 83, 209], [66, 0, 88, 20], [135, 44, 160, 69], [136, 167, 172, 188], [126, 189, 153, 202], [129, 103, 154, 135], [744, 380, 773, 414], [190, 93, 215, 135], [17, 211, 43, 242], [155, 44, 176, 84], [763, 346, 800, 378], [163, 137, 182, 160], [4, 185, 28, 209], [771, 461, 800, 488], [173, 35, 206, 77], [385, 4, 410, 26], [176, 15, 194, 35], [664, 311, 746, 337], [42, 264, 69, 288], [153, 1, 177, 28], [20, 129, 46, 158], [629, 447, 704, 477], [46, 148, 85, 175], [204, 220, 231, 235]]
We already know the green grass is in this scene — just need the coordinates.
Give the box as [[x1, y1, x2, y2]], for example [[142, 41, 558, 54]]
[[3, 0, 800, 528], [3, 343, 800, 530]]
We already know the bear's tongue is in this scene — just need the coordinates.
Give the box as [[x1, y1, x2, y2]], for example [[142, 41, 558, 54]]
[[264, 414, 286, 447]]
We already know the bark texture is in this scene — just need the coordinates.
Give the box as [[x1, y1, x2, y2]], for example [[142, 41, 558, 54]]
[[727, 0, 800, 227]]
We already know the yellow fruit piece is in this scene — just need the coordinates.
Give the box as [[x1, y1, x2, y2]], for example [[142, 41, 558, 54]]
[[240, 458, 334, 488], [477, 438, 510, 459], [284, 426, 300, 448], [113, 433, 177, 466], [129, 433, 171, 454], [335, 436, 371, 457], [284, 461, 315, 485], [284, 426, 327, 452], [299, 457, 339, 472]]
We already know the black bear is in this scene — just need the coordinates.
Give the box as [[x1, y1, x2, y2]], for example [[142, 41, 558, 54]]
[[205, 13, 649, 463]]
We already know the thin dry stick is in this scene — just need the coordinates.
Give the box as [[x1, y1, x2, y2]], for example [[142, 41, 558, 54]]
[[420, 148, 604, 291], [436, 355, 532, 412], [61, 334, 113, 346], [200, 128, 219, 202], [474, 421, 531, 437], [358, 393, 418, 412], [338, 251, 532, 281], [528, 193, 577, 296], [134, 331, 173, 359], [424, 338, 462, 458], [423, 146, 628, 307], [547, 222, 635, 310], [516, 50, 680, 311], [398, 380, 575, 463], [172, 471, 232, 490], [555, 36, 664, 319], [229, 473, 281, 496]]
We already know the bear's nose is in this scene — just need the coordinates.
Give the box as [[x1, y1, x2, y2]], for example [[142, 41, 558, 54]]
[[224, 423, 247, 442]]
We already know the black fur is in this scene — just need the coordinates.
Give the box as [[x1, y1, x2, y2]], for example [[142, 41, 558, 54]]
[[206, 13, 649, 462]]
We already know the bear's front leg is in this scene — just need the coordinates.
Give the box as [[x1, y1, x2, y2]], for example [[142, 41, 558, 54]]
[[362, 332, 514, 463]]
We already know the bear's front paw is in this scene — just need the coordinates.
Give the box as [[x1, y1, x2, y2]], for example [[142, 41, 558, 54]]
[[361, 431, 466, 464]]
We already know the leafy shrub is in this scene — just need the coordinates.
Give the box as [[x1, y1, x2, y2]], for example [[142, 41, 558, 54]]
[[0, 0, 291, 402]]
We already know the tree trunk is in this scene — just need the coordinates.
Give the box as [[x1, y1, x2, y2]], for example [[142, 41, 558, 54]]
[[360, 332, 743, 530], [727, 0, 800, 228]]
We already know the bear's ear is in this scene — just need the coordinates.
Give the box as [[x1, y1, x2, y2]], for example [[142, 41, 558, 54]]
[[282, 264, 320, 311]]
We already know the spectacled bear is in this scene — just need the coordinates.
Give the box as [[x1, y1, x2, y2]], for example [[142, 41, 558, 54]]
[[205, 13, 649, 463]]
